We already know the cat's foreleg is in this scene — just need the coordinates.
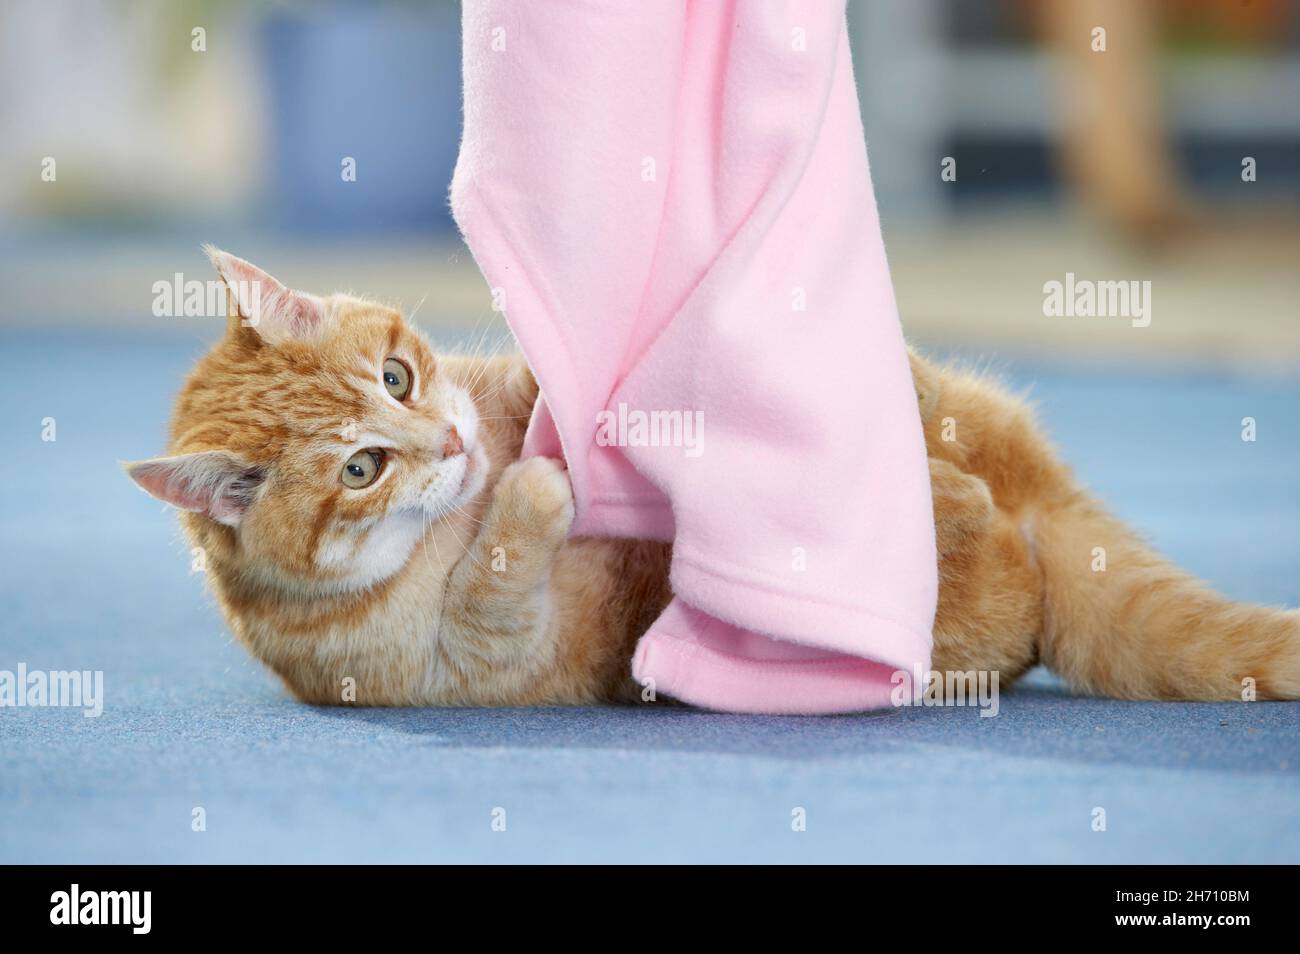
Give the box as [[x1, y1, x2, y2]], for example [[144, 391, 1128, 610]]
[[440, 456, 574, 672]]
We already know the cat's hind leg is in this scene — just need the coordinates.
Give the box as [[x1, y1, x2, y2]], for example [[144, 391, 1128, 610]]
[[928, 458, 1044, 690]]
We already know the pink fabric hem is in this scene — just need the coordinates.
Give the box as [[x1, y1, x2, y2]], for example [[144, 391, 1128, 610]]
[[668, 546, 931, 671], [632, 628, 901, 715]]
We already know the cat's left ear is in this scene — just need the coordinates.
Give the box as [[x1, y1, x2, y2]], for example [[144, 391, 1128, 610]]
[[124, 451, 265, 527], [203, 245, 330, 345]]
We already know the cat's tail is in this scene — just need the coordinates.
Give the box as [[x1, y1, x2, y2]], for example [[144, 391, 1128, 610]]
[[1031, 490, 1300, 700]]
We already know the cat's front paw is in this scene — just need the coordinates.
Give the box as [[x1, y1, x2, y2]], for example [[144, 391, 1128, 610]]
[[494, 456, 575, 544]]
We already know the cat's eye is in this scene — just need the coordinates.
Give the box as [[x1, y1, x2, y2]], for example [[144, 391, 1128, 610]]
[[383, 358, 412, 400], [341, 450, 383, 489]]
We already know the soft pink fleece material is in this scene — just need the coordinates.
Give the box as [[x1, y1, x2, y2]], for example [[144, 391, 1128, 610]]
[[451, 1, 936, 714]]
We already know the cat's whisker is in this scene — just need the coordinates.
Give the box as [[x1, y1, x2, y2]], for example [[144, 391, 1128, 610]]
[[420, 509, 449, 578], [465, 316, 494, 359], [454, 315, 498, 386], [468, 365, 521, 409], [442, 314, 488, 379], [462, 332, 510, 394], [406, 293, 430, 324], [448, 497, 487, 523], [435, 509, 491, 575], [463, 350, 506, 401], [469, 380, 512, 410], [446, 501, 487, 529], [473, 365, 508, 386]]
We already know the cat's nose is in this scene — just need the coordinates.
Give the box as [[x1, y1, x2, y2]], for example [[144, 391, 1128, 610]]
[[442, 425, 464, 459]]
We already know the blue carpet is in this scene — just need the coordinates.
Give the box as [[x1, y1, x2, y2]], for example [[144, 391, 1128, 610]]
[[2, 331, 1298, 863]]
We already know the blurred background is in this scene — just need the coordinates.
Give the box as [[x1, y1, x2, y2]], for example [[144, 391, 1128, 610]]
[[3, 1, 1299, 863], [2, 0, 1297, 360]]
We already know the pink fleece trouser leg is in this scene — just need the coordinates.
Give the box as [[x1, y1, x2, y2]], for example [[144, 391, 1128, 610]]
[[451, 1, 936, 714]]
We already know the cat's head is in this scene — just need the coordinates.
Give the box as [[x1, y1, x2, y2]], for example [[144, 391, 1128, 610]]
[[125, 248, 489, 591]]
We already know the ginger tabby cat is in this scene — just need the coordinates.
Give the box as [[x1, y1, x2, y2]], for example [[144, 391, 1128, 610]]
[[126, 251, 1300, 706]]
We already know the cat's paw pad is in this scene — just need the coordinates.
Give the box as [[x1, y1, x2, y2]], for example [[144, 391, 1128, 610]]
[[495, 456, 575, 538]]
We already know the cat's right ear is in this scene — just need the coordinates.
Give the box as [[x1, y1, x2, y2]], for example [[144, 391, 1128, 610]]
[[124, 451, 265, 527], [203, 245, 328, 345]]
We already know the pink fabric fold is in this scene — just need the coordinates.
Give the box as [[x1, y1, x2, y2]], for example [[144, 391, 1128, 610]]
[[451, 0, 936, 714]]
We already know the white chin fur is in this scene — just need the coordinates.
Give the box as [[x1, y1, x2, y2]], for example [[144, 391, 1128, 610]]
[[317, 510, 427, 589]]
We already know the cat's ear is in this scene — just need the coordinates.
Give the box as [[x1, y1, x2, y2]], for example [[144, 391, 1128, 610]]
[[203, 245, 328, 345], [124, 451, 265, 527]]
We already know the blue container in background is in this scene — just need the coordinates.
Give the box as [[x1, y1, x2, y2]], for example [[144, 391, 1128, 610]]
[[262, 3, 463, 234]]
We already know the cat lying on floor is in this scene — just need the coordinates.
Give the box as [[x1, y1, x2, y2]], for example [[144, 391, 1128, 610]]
[[125, 250, 1300, 706]]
